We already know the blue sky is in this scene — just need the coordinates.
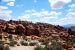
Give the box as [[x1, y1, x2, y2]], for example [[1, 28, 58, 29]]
[[0, 0, 75, 26]]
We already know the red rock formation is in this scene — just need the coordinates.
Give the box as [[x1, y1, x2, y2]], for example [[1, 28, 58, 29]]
[[0, 19, 70, 38]]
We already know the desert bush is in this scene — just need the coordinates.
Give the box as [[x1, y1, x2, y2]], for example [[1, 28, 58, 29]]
[[39, 38, 49, 45], [64, 35, 75, 46], [14, 41, 17, 44], [20, 41, 28, 46], [0, 40, 4, 45], [38, 38, 44, 42], [29, 42, 37, 46], [0, 40, 4, 50], [0, 35, 2, 39], [50, 41, 63, 50], [34, 46, 44, 50], [22, 35, 27, 40], [3, 44, 10, 50], [43, 45, 53, 50], [8, 34, 13, 41], [9, 41, 15, 47], [0, 44, 4, 50], [43, 40, 63, 50], [0, 44, 10, 50]]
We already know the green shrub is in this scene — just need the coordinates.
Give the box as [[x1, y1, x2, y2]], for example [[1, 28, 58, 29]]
[[29, 42, 37, 46], [20, 41, 28, 46], [34, 46, 44, 50]]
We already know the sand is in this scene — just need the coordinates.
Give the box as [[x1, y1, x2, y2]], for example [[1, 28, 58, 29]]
[[10, 46, 35, 50]]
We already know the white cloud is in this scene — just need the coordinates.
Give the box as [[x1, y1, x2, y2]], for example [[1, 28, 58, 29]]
[[7, 2, 15, 6], [1, 10, 12, 14], [24, 9, 62, 17], [48, 0, 71, 9], [68, 8, 75, 12], [0, 6, 8, 10], [68, 4, 75, 12], [18, 9, 62, 25], [2, 0, 15, 2], [58, 17, 75, 25], [0, 13, 9, 16], [53, 12, 75, 25], [0, 10, 13, 16], [69, 4, 75, 8], [41, 16, 75, 26], [2, 0, 15, 6], [66, 12, 75, 17], [18, 9, 75, 26], [0, 0, 15, 18], [18, 14, 30, 21], [0, 15, 14, 21], [0, 5, 12, 17]]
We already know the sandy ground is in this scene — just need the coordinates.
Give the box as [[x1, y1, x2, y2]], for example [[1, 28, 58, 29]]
[[10, 46, 35, 50], [10, 46, 75, 50]]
